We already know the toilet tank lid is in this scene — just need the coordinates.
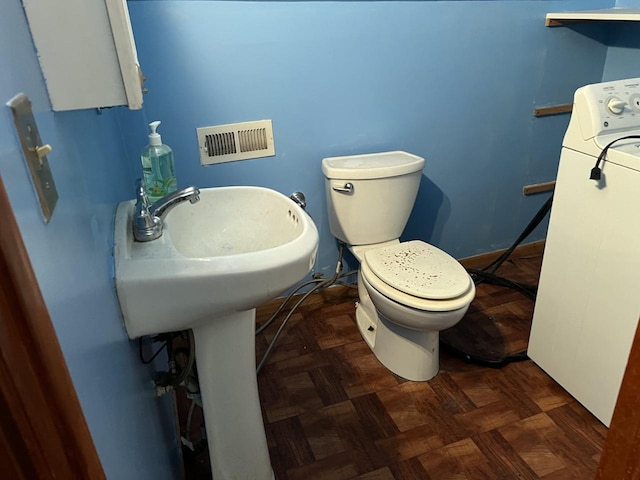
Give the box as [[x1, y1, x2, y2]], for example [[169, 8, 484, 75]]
[[322, 151, 425, 180]]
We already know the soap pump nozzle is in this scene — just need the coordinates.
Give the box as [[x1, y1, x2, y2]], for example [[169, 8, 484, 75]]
[[148, 121, 162, 146]]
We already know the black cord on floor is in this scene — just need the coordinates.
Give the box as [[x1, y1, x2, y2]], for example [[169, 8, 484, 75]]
[[467, 269, 537, 300], [443, 193, 554, 368], [471, 193, 553, 292], [440, 342, 529, 369]]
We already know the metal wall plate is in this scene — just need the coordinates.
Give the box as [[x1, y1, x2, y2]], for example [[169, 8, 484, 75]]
[[7, 93, 58, 222]]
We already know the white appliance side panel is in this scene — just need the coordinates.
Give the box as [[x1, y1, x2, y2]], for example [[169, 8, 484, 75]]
[[529, 148, 640, 426]]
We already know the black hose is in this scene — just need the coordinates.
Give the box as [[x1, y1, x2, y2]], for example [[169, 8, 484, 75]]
[[139, 338, 168, 364], [467, 268, 537, 300], [440, 342, 529, 369], [443, 193, 554, 368], [479, 193, 553, 276]]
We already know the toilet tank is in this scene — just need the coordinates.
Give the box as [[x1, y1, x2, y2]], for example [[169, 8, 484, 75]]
[[322, 151, 425, 246]]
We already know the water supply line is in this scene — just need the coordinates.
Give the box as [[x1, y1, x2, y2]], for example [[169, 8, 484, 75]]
[[256, 242, 357, 374], [140, 329, 197, 396]]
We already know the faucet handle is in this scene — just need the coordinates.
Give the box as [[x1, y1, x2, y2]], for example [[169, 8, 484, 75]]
[[133, 179, 162, 242], [135, 178, 150, 206]]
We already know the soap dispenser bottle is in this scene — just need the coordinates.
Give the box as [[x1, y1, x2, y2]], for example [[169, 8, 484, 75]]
[[141, 121, 177, 203]]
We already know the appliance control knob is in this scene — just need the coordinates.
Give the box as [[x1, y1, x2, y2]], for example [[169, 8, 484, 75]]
[[607, 97, 627, 115]]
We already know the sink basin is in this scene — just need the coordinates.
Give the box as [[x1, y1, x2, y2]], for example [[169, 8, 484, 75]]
[[114, 185, 318, 480], [114, 185, 319, 339]]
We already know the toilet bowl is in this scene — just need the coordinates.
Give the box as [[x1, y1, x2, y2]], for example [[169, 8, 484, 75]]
[[322, 151, 476, 381], [354, 240, 475, 380]]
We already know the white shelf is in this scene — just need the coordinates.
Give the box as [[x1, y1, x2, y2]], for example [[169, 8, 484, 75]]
[[546, 8, 640, 26]]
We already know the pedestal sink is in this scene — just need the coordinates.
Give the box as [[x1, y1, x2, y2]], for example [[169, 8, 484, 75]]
[[114, 186, 319, 480]]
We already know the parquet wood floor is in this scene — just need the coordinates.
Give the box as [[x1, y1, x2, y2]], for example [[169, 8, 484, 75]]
[[255, 256, 607, 480]]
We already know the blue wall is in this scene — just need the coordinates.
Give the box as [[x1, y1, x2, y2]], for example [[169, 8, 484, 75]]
[[0, 1, 181, 478], [3, 0, 637, 476], [603, 0, 640, 80], [122, 0, 612, 276]]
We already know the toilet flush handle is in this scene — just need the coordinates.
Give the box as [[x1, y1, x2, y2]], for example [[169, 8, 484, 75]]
[[332, 183, 354, 194]]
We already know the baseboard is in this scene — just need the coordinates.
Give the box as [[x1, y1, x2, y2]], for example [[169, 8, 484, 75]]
[[458, 240, 545, 270]]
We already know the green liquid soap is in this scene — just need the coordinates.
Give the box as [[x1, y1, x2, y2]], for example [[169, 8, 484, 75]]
[[141, 121, 177, 203]]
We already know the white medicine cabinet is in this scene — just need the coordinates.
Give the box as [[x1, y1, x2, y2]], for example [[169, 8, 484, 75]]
[[22, 0, 144, 111]]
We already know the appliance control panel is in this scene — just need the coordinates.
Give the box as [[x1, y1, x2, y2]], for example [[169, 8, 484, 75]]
[[573, 77, 640, 142]]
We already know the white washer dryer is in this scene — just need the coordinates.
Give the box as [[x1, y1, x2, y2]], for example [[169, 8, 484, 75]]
[[529, 77, 640, 427]]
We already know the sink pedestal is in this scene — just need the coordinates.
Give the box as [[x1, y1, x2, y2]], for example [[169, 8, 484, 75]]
[[193, 310, 274, 480]]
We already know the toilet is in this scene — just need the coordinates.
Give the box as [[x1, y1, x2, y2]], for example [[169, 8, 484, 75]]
[[322, 151, 475, 381]]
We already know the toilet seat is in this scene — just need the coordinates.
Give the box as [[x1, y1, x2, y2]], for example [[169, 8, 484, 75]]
[[362, 240, 475, 312], [365, 240, 471, 299]]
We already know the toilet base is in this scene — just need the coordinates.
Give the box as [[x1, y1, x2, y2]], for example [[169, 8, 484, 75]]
[[355, 276, 440, 381]]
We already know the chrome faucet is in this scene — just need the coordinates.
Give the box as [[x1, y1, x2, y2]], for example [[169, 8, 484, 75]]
[[133, 179, 200, 242]]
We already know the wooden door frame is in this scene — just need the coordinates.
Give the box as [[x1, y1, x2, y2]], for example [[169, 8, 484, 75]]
[[0, 176, 105, 478], [597, 317, 640, 479]]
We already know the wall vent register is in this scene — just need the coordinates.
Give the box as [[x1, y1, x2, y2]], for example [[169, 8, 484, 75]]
[[197, 120, 275, 165]]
